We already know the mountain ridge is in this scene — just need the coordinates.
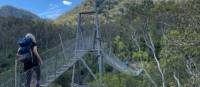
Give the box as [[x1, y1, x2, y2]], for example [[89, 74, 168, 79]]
[[0, 5, 39, 19]]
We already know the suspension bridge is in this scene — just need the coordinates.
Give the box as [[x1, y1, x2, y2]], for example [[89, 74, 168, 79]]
[[0, 27, 143, 87], [0, 0, 144, 87]]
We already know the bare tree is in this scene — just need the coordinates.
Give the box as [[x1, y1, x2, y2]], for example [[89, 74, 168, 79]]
[[131, 31, 158, 87], [143, 32, 166, 87]]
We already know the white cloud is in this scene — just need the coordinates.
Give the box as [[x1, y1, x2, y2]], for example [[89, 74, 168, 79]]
[[38, 0, 73, 19], [63, 0, 72, 6], [49, 4, 59, 10], [39, 8, 65, 19]]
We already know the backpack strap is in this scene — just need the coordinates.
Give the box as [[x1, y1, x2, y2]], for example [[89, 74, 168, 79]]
[[29, 46, 34, 63]]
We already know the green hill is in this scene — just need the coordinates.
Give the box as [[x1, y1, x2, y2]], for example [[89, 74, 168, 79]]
[[0, 5, 39, 19]]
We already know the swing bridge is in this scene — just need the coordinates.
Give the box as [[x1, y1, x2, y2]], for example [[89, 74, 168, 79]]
[[0, 0, 144, 87]]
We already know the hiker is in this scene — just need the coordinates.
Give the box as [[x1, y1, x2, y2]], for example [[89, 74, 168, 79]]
[[16, 33, 43, 87]]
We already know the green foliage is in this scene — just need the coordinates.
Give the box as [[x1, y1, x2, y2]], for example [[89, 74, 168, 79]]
[[55, 71, 72, 87], [114, 36, 126, 51], [100, 0, 200, 86], [132, 51, 149, 61], [49, 83, 61, 87], [113, 35, 129, 59], [160, 27, 200, 86], [90, 72, 154, 87]]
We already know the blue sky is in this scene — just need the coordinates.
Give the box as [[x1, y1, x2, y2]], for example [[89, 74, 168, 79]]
[[0, 0, 82, 19]]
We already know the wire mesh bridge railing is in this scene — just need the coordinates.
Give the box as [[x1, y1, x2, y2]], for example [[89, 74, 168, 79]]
[[0, 37, 144, 87], [0, 35, 94, 87]]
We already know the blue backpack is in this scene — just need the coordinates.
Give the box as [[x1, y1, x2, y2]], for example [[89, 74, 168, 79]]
[[17, 37, 33, 63]]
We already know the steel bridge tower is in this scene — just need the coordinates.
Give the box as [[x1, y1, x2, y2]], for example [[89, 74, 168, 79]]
[[72, 0, 105, 87]]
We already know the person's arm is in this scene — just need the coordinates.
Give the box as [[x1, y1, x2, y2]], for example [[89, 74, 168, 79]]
[[33, 46, 43, 65]]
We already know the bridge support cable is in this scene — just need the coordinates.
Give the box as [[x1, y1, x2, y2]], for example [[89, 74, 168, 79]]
[[71, 65, 76, 87], [80, 58, 98, 81], [59, 34, 67, 62]]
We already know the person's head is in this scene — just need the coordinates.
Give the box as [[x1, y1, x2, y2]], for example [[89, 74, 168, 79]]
[[25, 33, 36, 43]]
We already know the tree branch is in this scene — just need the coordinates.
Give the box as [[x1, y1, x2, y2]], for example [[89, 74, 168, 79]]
[[144, 33, 166, 87], [173, 72, 181, 87]]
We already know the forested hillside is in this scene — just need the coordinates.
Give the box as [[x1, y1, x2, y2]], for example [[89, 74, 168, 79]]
[[52, 0, 200, 87], [1, 0, 200, 87]]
